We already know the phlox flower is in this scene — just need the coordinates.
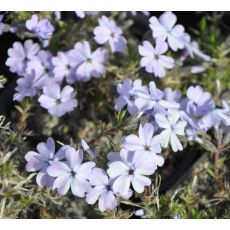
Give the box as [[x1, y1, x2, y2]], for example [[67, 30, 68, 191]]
[[47, 147, 95, 197], [94, 15, 127, 53], [149, 11, 185, 51], [115, 78, 143, 115], [26, 50, 54, 85], [6, 40, 40, 76], [25, 137, 65, 188], [123, 123, 164, 167], [138, 40, 174, 78], [181, 33, 211, 61], [13, 71, 43, 101], [26, 14, 54, 40], [52, 51, 74, 83], [38, 82, 78, 117], [86, 167, 117, 212], [107, 149, 157, 196], [134, 81, 179, 113], [75, 11, 99, 18], [183, 85, 215, 117], [69, 41, 108, 82], [155, 111, 187, 152]]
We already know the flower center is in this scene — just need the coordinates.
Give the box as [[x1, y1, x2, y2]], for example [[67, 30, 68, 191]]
[[70, 171, 76, 176], [128, 169, 134, 175], [144, 144, 150, 151], [86, 58, 92, 63], [55, 98, 62, 105], [154, 54, 159, 60]]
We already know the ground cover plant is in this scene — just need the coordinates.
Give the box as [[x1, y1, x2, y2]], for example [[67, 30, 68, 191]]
[[1, 11, 230, 218]]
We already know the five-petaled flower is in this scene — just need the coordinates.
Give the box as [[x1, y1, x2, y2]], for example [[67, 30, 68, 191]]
[[107, 149, 157, 196], [86, 167, 118, 212], [149, 11, 185, 51], [123, 123, 164, 167], [94, 15, 127, 53], [138, 40, 174, 78], [155, 111, 187, 152], [38, 82, 78, 117], [47, 147, 95, 197]]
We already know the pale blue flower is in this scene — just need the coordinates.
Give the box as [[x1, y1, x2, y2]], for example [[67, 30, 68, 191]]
[[47, 147, 95, 197], [155, 111, 187, 152], [149, 11, 185, 51], [94, 15, 127, 53], [38, 82, 78, 117], [107, 149, 157, 196], [138, 40, 174, 78]]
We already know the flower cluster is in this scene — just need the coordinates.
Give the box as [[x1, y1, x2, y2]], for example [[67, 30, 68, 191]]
[[26, 14, 54, 42], [115, 78, 230, 151], [139, 11, 210, 78], [5, 13, 128, 117], [25, 135, 160, 212], [4, 11, 230, 216]]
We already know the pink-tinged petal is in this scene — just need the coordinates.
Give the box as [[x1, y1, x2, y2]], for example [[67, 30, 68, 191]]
[[132, 175, 151, 193], [66, 148, 83, 171], [112, 175, 131, 197], [53, 174, 71, 195], [107, 161, 129, 178], [170, 132, 183, 152], [138, 123, 154, 146], [89, 168, 108, 186], [86, 186, 105, 205], [71, 177, 91, 197], [124, 134, 143, 151], [47, 161, 71, 177]]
